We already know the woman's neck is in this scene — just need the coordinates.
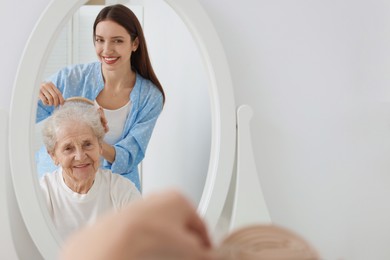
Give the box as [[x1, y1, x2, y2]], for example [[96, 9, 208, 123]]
[[102, 65, 135, 91], [97, 67, 135, 109], [62, 170, 95, 194]]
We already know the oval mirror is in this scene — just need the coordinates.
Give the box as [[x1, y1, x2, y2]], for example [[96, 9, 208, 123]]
[[9, 0, 235, 258]]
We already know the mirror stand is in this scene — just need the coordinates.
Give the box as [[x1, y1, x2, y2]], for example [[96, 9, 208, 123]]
[[213, 105, 271, 242], [231, 104, 271, 229]]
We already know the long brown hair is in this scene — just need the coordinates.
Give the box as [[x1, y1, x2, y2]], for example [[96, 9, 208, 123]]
[[93, 4, 165, 104]]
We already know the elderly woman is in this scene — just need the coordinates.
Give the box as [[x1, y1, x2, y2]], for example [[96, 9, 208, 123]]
[[39, 98, 141, 241]]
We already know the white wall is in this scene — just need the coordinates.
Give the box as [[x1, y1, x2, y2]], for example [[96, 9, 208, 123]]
[[0, 111, 19, 260], [2, 0, 390, 259], [0, 2, 50, 258], [0, 0, 49, 111], [199, 1, 390, 259]]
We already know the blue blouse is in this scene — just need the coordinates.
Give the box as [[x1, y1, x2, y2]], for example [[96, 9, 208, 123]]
[[36, 62, 163, 191]]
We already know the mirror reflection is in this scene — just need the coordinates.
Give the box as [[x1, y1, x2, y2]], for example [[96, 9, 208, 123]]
[[36, 4, 164, 191], [33, 1, 211, 239]]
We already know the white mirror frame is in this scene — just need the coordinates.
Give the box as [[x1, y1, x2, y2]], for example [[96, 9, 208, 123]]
[[9, 0, 236, 258]]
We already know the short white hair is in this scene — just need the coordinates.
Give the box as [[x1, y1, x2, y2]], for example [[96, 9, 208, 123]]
[[42, 100, 105, 153]]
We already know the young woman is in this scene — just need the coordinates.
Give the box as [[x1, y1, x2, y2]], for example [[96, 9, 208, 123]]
[[36, 4, 165, 191]]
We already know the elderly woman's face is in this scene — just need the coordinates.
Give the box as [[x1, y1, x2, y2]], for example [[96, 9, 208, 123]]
[[50, 121, 102, 182]]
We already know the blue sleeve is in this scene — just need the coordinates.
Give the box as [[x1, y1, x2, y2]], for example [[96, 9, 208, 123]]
[[104, 90, 163, 174], [35, 71, 63, 123], [35, 63, 100, 123]]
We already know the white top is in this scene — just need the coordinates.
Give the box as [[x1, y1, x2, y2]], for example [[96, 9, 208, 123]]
[[95, 99, 131, 144], [40, 168, 141, 241]]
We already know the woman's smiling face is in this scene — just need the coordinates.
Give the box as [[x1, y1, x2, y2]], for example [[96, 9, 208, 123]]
[[50, 121, 102, 184], [94, 20, 139, 71]]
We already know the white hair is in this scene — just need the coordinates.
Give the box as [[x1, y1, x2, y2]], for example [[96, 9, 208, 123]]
[[42, 100, 105, 153]]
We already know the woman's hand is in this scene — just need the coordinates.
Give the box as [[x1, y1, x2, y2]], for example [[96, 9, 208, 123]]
[[60, 190, 216, 260], [125, 190, 214, 259], [96, 107, 115, 163], [39, 81, 65, 107], [97, 106, 109, 133]]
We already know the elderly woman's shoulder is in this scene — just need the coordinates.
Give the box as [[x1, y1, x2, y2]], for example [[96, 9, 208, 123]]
[[39, 170, 61, 184], [99, 169, 140, 195]]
